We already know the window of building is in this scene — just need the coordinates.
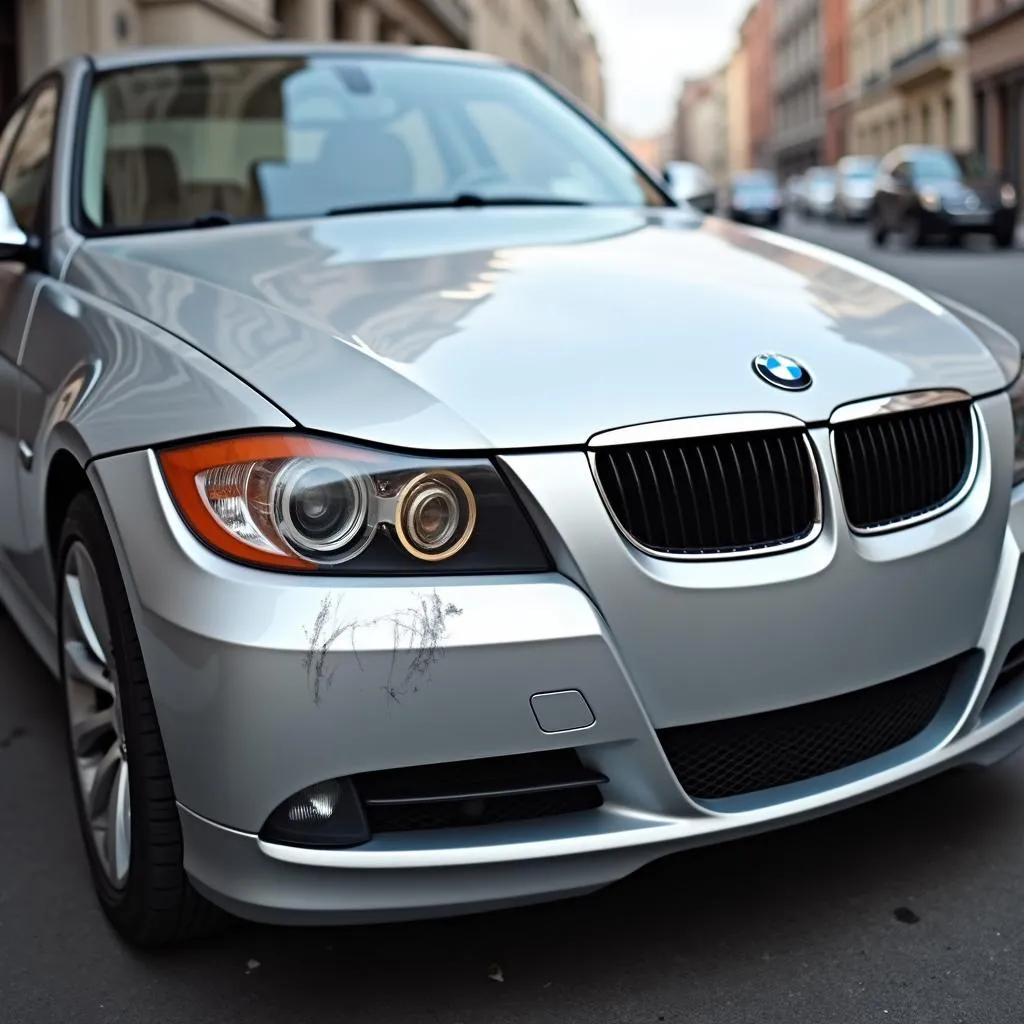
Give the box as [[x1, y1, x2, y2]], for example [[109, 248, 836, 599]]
[[921, 0, 933, 35], [921, 102, 931, 142]]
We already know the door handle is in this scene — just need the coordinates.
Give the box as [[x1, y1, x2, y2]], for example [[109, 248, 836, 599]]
[[17, 439, 33, 471]]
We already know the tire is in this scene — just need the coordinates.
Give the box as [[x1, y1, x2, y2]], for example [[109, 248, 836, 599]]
[[906, 212, 927, 248], [870, 212, 888, 247], [59, 490, 227, 947], [995, 228, 1015, 250]]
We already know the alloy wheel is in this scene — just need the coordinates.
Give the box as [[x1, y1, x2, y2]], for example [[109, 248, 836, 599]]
[[62, 541, 131, 889]]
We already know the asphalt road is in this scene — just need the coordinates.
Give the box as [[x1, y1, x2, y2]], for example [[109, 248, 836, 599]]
[[4, 219, 1024, 1024]]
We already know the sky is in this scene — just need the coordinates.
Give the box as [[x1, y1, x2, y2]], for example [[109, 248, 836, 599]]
[[577, 0, 752, 139]]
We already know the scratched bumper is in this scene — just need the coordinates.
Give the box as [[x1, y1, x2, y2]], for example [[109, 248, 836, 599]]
[[88, 446, 1024, 926]]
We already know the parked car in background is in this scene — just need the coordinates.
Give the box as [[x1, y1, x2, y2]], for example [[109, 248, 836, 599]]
[[834, 156, 879, 222], [663, 160, 717, 214], [786, 173, 808, 215], [802, 166, 838, 219], [871, 145, 1018, 249], [726, 169, 783, 227]]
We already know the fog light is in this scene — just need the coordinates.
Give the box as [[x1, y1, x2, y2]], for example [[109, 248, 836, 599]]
[[259, 778, 370, 849]]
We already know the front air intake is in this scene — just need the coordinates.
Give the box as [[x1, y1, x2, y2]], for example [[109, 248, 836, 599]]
[[592, 428, 820, 558]]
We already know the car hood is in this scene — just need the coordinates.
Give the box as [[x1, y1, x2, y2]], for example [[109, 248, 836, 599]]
[[69, 207, 1012, 451], [918, 177, 1002, 202]]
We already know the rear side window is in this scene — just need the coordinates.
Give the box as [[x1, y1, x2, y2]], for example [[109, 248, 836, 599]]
[[0, 82, 59, 233]]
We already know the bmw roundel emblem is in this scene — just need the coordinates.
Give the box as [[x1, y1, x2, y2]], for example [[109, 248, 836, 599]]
[[752, 352, 812, 391]]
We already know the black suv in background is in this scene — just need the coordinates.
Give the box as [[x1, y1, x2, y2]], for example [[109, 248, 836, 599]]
[[871, 145, 1018, 249]]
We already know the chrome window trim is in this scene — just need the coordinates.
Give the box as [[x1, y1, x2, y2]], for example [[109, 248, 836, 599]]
[[587, 431, 824, 563], [829, 397, 980, 536], [829, 388, 972, 425], [587, 412, 806, 449]]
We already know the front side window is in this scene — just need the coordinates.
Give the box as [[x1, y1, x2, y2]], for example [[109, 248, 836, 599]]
[[0, 82, 59, 233], [79, 56, 665, 232]]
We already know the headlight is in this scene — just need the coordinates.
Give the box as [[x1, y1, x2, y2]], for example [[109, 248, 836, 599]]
[[920, 187, 942, 212], [1010, 369, 1024, 486], [159, 434, 550, 573], [1002, 183, 1018, 208]]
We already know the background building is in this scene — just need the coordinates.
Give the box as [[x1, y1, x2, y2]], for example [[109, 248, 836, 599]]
[[774, 0, 825, 179], [852, 0, 972, 157], [743, 0, 776, 168], [469, 0, 606, 117], [727, 38, 751, 174], [968, 0, 1024, 196], [1, 0, 603, 122], [669, 70, 729, 184], [823, 0, 853, 160]]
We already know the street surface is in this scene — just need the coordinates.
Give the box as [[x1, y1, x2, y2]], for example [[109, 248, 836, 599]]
[[3, 218, 1024, 1024]]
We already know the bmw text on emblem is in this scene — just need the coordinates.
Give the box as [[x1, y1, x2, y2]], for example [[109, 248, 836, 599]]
[[752, 353, 812, 391]]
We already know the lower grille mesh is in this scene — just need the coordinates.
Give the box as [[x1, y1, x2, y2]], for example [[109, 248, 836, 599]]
[[657, 656, 961, 800]]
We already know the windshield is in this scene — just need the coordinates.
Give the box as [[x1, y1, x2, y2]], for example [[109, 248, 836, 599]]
[[79, 56, 665, 232], [912, 150, 963, 181], [840, 159, 878, 180], [806, 168, 836, 184], [734, 171, 777, 191]]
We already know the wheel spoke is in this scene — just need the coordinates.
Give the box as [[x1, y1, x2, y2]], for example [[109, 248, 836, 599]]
[[64, 639, 115, 697], [105, 759, 131, 885], [72, 707, 115, 756], [64, 569, 111, 668], [87, 742, 121, 822], [62, 541, 132, 891]]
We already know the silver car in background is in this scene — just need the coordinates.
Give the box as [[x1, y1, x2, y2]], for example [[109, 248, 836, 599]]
[[663, 160, 717, 214], [835, 155, 880, 222], [3, 44, 1024, 949], [802, 165, 838, 219]]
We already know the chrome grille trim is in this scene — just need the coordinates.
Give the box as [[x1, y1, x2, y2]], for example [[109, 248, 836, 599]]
[[829, 388, 973, 425]]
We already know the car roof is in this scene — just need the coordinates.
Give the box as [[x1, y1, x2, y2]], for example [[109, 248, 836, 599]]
[[86, 42, 506, 73]]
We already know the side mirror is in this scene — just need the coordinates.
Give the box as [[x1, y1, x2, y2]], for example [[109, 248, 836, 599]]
[[0, 192, 31, 261]]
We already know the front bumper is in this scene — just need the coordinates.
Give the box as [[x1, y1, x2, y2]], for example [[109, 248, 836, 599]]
[[924, 206, 1018, 235], [90, 396, 1024, 925]]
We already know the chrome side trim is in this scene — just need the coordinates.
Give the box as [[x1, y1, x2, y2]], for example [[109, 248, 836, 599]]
[[829, 388, 972, 426], [588, 412, 805, 449], [830, 403, 982, 536], [587, 432, 824, 563]]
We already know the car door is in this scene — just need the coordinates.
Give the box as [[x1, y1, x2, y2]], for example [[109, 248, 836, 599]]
[[0, 79, 60, 612]]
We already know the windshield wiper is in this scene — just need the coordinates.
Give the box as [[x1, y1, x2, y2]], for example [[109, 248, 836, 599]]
[[325, 194, 594, 217]]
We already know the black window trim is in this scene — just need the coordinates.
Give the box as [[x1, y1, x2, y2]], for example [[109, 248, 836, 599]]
[[70, 51, 673, 240]]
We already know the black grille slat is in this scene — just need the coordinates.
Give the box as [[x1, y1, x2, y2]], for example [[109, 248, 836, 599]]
[[834, 402, 973, 531], [657, 655, 961, 801], [594, 428, 817, 556]]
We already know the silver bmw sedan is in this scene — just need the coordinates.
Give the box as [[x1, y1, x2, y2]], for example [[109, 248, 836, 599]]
[[2, 44, 1024, 948]]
